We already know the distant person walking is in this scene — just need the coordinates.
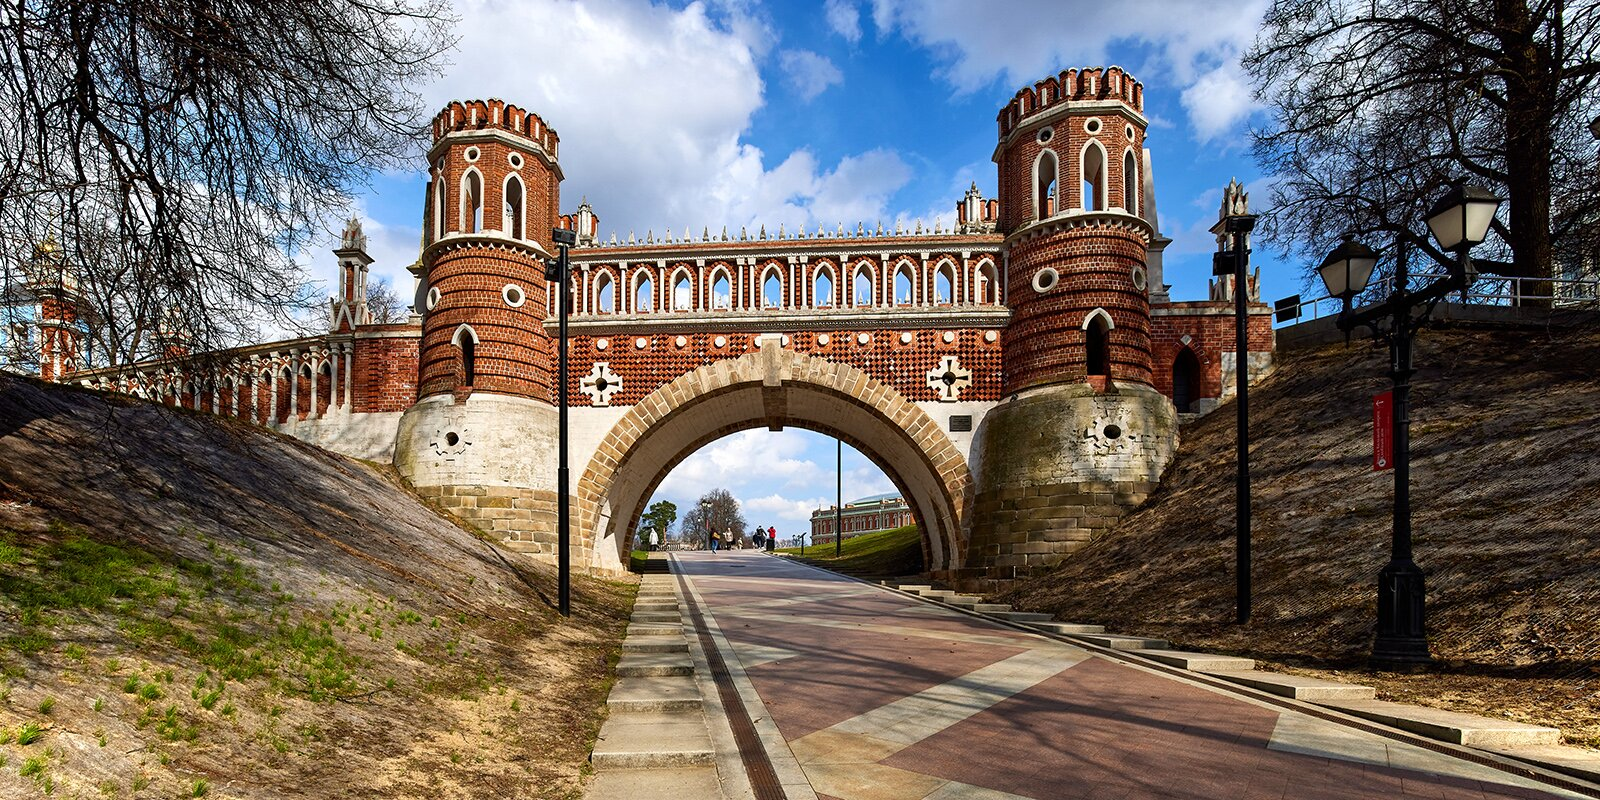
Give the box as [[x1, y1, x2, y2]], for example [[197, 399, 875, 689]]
[[767, 526, 777, 551], [753, 528, 766, 549], [709, 531, 718, 553]]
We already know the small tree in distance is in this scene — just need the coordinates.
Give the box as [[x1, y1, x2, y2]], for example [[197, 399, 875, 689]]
[[679, 489, 746, 548], [639, 500, 677, 548]]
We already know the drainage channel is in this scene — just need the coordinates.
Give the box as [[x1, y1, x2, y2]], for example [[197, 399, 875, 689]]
[[675, 563, 788, 800]]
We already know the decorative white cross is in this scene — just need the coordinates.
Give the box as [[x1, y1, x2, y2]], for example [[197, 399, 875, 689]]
[[926, 355, 972, 402], [581, 362, 623, 407]]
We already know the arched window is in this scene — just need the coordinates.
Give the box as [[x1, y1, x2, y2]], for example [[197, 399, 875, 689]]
[[595, 272, 615, 313], [976, 262, 999, 304], [1081, 142, 1106, 211], [934, 262, 955, 304], [853, 266, 873, 306], [713, 272, 732, 309], [1122, 150, 1138, 214], [504, 175, 524, 239], [762, 270, 782, 308], [673, 273, 693, 311], [635, 275, 654, 312], [319, 363, 333, 415], [814, 268, 834, 307], [424, 182, 435, 244], [453, 325, 478, 385], [1173, 349, 1201, 412], [433, 178, 445, 240], [894, 263, 915, 304], [1036, 150, 1059, 220], [462, 171, 483, 233], [1085, 312, 1112, 377]]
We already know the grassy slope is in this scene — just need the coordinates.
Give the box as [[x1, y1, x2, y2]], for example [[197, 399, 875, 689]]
[[776, 525, 924, 578], [997, 326, 1600, 746], [0, 374, 633, 799]]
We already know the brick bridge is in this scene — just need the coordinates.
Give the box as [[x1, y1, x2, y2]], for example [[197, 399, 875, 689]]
[[48, 67, 1273, 587]]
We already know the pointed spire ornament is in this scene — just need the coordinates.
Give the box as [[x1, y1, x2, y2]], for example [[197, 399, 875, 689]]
[[759, 225, 767, 240]]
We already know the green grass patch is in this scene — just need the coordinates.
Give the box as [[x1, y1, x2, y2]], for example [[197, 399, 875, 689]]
[[776, 525, 924, 577], [628, 549, 649, 573], [1, 522, 366, 703]]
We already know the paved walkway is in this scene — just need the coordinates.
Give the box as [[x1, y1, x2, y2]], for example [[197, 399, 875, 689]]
[[672, 550, 1588, 800]]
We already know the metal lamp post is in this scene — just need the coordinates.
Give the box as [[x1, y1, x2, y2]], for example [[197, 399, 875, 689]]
[[1317, 183, 1502, 669], [702, 500, 712, 551], [544, 226, 578, 617], [1212, 211, 1258, 624]]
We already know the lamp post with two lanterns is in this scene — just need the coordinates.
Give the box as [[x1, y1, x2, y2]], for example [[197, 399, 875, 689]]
[[1316, 183, 1503, 669]]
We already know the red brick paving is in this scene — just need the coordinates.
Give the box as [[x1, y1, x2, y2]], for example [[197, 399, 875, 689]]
[[681, 555, 1574, 800]]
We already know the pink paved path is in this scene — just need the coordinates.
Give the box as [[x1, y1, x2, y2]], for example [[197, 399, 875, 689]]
[[675, 551, 1581, 800]]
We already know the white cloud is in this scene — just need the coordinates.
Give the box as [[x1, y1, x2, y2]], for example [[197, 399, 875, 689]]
[[825, 0, 863, 43], [778, 49, 845, 102], [404, 0, 905, 243], [867, 0, 1269, 140], [1182, 63, 1257, 143]]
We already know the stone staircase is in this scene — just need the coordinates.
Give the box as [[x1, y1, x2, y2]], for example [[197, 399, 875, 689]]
[[586, 567, 724, 798]]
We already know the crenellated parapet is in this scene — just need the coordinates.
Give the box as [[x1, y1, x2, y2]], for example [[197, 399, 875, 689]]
[[430, 98, 560, 161], [996, 66, 1143, 140]]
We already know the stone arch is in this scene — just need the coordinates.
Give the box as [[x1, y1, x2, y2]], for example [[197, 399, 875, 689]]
[[576, 346, 974, 576]]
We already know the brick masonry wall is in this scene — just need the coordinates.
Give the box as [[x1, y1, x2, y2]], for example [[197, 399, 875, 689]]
[[1150, 303, 1275, 402], [560, 327, 1004, 405], [353, 333, 421, 413], [961, 479, 1153, 588], [1003, 222, 1153, 390], [421, 241, 554, 401], [411, 484, 591, 568]]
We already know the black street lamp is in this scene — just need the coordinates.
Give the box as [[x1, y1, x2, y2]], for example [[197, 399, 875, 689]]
[[1212, 210, 1258, 624], [545, 226, 578, 617], [702, 500, 713, 551], [1317, 183, 1501, 669]]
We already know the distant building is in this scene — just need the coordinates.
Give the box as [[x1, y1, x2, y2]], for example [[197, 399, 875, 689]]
[[810, 492, 913, 546]]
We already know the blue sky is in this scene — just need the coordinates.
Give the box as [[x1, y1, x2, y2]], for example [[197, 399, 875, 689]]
[[320, 0, 1305, 538]]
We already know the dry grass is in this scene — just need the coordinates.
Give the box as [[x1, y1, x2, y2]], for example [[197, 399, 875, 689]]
[[0, 374, 633, 798], [996, 325, 1600, 747]]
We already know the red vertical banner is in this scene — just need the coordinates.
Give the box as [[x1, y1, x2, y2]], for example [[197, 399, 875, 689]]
[[1373, 391, 1394, 471]]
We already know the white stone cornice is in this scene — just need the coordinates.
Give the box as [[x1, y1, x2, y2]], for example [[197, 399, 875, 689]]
[[423, 231, 553, 265], [427, 128, 562, 181], [1002, 209, 1155, 249], [990, 99, 1148, 162]]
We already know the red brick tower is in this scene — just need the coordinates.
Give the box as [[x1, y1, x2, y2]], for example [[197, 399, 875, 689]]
[[968, 67, 1179, 584], [417, 99, 561, 400], [27, 238, 87, 382], [395, 99, 572, 563], [995, 66, 1154, 391]]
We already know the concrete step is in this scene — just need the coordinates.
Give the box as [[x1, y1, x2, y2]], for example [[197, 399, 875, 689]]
[[1480, 744, 1600, 785], [586, 766, 723, 799], [1318, 699, 1560, 748], [623, 637, 689, 654], [1136, 649, 1256, 672], [591, 711, 714, 769], [986, 611, 1054, 623], [631, 612, 683, 624], [940, 595, 984, 605], [628, 623, 685, 637], [607, 676, 702, 713], [894, 584, 933, 592], [1073, 633, 1169, 650], [635, 600, 680, 609], [913, 589, 956, 599], [1028, 622, 1105, 635], [617, 652, 695, 678], [1202, 670, 1375, 701]]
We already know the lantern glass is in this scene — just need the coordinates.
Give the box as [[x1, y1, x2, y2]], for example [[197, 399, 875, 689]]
[[1318, 239, 1378, 299], [1426, 184, 1501, 251]]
